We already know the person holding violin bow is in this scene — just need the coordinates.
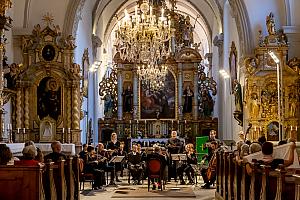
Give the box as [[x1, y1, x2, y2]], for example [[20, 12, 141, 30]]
[[201, 141, 218, 189], [177, 143, 197, 185]]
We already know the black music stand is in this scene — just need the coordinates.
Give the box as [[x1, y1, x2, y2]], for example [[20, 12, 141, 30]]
[[108, 156, 125, 185], [171, 154, 187, 184]]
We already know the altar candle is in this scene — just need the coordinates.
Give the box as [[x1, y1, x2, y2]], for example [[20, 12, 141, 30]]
[[62, 128, 65, 133], [254, 126, 257, 131], [291, 126, 293, 130], [296, 126, 298, 131], [184, 120, 187, 124], [17, 128, 20, 133], [130, 120, 131, 124], [23, 128, 25, 133], [68, 128, 71, 133], [260, 126, 262, 132]]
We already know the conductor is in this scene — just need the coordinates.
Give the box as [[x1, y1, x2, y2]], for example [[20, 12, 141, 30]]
[[166, 130, 182, 182]]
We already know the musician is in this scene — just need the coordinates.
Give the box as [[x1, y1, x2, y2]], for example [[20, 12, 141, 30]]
[[84, 146, 105, 190], [177, 143, 197, 185], [201, 141, 218, 189], [96, 143, 117, 185], [166, 130, 183, 182], [116, 142, 127, 178], [79, 144, 88, 159], [147, 146, 167, 190], [107, 132, 120, 150], [128, 144, 143, 185], [203, 130, 221, 161]]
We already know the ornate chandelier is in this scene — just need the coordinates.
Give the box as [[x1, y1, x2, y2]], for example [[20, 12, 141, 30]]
[[115, 0, 174, 91], [137, 63, 168, 91], [115, 0, 172, 64]]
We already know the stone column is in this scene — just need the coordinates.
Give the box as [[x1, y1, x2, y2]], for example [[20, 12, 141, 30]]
[[193, 64, 199, 120], [178, 63, 183, 120], [117, 65, 123, 120], [133, 68, 138, 119]]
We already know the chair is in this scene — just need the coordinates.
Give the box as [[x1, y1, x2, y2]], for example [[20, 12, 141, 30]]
[[79, 158, 95, 190], [147, 158, 164, 191]]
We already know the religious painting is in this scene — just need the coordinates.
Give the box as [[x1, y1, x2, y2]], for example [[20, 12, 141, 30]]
[[37, 77, 61, 121], [140, 70, 176, 119], [82, 48, 89, 97], [229, 41, 237, 92], [266, 121, 280, 141], [122, 82, 133, 113], [39, 116, 56, 142]]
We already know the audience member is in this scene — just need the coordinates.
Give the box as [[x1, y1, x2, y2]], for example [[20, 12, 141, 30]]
[[44, 141, 66, 162], [0, 144, 12, 165], [15, 145, 40, 166], [24, 141, 44, 162], [249, 142, 261, 154]]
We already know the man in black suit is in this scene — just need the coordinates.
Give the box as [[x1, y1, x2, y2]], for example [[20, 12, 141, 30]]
[[128, 144, 143, 185], [166, 131, 182, 181], [44, 141, 66, 162]]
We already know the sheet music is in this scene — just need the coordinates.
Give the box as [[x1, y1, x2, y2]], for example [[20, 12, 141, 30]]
[[109, 155, 125, 163]]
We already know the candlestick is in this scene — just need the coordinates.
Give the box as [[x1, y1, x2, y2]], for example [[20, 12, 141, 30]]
[[260, 126, 262, 132], [291, 125, 293, 130], [62, 128, 65, 133], [17, 128, 20, 134], [254, 126, 257, 132], [23, 128, 25, 133], [68, 128, 71, 133]]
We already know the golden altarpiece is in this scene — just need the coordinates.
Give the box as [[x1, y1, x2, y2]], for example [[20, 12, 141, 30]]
[[244, 13, 300, 141], [98, 2, 218, 145], [9, 18, 82, 145]]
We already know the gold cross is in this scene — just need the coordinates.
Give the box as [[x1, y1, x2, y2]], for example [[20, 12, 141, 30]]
[[42, 12, 54, 26]]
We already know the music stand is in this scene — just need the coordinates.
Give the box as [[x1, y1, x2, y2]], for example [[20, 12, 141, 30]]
[[109, 156, 125, 185], [171, 154, 187, 184]]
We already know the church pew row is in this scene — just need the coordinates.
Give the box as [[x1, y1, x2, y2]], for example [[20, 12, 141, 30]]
[[0, 156, 80, 200], [215, 150, 300, 200]]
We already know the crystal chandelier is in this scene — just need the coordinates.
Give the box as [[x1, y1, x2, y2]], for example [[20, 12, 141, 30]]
[[115, 0, 172, 64], [137, 63, 168, 91]]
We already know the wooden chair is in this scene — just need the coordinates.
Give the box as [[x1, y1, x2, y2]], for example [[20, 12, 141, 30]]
[[147, 158, 164, 191]]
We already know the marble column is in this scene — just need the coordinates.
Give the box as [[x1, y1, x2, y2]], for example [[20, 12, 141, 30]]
[[117, 65, 123, 120], [178, 63, 183, 120], [133, 68, 138, 119], [193, 63, 199, 120]]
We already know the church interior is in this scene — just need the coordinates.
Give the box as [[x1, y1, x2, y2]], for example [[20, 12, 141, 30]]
[[1, 0, 300, 200]]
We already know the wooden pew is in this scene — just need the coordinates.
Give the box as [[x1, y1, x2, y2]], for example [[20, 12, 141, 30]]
[[72, 156, 80, 200], [65, 157, 75, 200], [43, 161, 57, 200], [52, 159, 67, 200], [0, 164, 45, 200]]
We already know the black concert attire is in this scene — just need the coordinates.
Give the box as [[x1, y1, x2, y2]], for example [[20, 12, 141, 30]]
[[117, 148, 127, 177], [79, 150, 88, 160], [128, 152, 143, 183], [177, 151, 197, 184], [44, 152, 66, 162], [107, 141, 120, 150], [97, 149, 116, 184], [201, 149, 217, 188], [204, 138, 221, 161], [84, 153, 105, 189], [166, 138, 182, 181]]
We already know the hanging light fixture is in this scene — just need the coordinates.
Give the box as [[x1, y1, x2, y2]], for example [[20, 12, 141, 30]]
[[114, 0, 174, 91]]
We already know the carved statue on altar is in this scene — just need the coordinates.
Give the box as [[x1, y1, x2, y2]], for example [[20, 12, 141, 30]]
[[40, 116, 56, 142], [122, 85, 133, 112], [250, 92, 260, 118], [266, 12, 276, 35], [103, 93, 114, 118], [183, 16, 194, 47], [183, 85, 194, 113], [288, 87, 297, 117]]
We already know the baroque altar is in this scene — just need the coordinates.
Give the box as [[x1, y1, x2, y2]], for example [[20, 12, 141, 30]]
[[8, 15, 83, 146], [244, 13, 300, 141], [98, 2, 218, 144]]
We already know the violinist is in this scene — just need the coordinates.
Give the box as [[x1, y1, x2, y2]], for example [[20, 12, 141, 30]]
[[84, 146, 105, 190], [201, 141, 218, 189], [177, 143, 197, 185]]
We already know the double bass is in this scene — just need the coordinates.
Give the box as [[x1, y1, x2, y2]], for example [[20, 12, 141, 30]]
[[206, 152, 217, 181]]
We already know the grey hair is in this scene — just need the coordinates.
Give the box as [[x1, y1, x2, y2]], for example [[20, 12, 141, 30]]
[[250, 143, 262, 154]]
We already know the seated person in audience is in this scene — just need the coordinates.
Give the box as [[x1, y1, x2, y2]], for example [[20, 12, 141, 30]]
[[178, 143, 197, 185], [24, 140, 44, 162], [258, 135, 267, 145], [0, 144, 12, 165], [15, 145, 41, 166], [79, 144, 88, 159], [84, 146, 105, 190], [278, 140, 287, 146], [201, 141, 218, 189], [240, 144, 250, 158], [256, 141, 295, 169], [147, 146, 167, 190], [44, 141, 67, 162], [128, 144, 143, 185], [249, 142, 261, 154]]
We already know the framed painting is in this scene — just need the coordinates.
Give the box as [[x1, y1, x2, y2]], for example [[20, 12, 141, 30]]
[[266, 121, 280, 141], [140, 70, 176, 119], [229, 41, 237, 92]]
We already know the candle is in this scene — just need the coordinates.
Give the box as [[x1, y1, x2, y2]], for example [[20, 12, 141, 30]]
[[137, 120, 139, 124], [68, 128, 71, 133], [129, 120, 131, 124], [291, 125, 293, 130], [260, 126, 262, 132], [62, 128, 65, 133], [184, 120, 187, 124], [23, 128, 25, 133], [17, 128, 20, 133], [296, 126, 298, 131], [254, 126, 257, 132]]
